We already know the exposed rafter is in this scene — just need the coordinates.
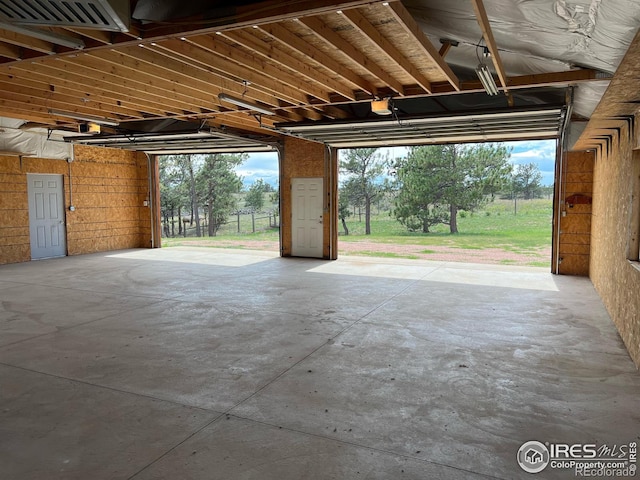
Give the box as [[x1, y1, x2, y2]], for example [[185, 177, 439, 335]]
[[0, 41, 20, 60], [176, 36, 331, 104], [406, 69, 604, 96], [298, 15, 405, 96], [151, 38, 308, 109], [258, 22, 376, 96], [386, 1, 460, 91], [0, 28, 55, 54], [220, 29, 357, 101], [133, 0, 397, 40], [341, 8, 432, 93]]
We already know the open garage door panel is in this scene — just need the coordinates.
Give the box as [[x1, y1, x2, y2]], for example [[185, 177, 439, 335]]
[[278, 97, 568, 148]]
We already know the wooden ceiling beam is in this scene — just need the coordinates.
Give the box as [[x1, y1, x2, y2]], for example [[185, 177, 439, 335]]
[[341, 8, 431, 94], [134, 43, 309, 121], [0, 91, 143, 123], [507, 69, 603, 88], [386, 2, 460, 91], [10, 61, 202, 116], [439, 42, 453, 58], [121, 23, 143, 41], [401, 69, 605, 96], [88, 48, 236, 109], [11, 62, 198, 115], [114, 45, 302, 121], [0, 72, 174, 118], [0, 81, 146, 119], [111, 45, 284, 108], [277, 108, 307, 122], [46, 57, 204, 114], [64, 27, 113, 45], [319, 104, 351, 119], [184, 33, 333, 104], [0, 60, 280, 134], [138, 0, 397, 40], [206, 114, 280, 136], [0, 41, 21, 60], [0, 104, 61, 125], [295, 107, 325, 121], [0, 96, 117, 123], [0, 28, 55, 54], [299, 15, 405, 95], [213, 110, 279, 129], [222, 29, 357, 101], [470, 0, 508, 92], [259, 22, 376, 96], [161, 36, 322, 106]]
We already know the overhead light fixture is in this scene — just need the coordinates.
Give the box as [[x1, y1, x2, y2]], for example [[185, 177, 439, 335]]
[[371, 98, 393, 115], [0, 23, 85, 50], [78, 123, 101, 134], [476, 64, 499, 96], [218, 93, 275, 116], [49, 109, 120, 126]]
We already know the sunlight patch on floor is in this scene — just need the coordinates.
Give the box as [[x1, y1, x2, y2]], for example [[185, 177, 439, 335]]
[[107, 247, 278, 267]]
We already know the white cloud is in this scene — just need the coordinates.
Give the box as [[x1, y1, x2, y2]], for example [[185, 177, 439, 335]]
[[505, 140, 556, 185], [235, 152, 279, 187], [511, 149, 552, 160], [235, 140, 558, 187]]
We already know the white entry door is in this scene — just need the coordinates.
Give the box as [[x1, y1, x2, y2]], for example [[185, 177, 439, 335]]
[[27, 174, 67, 260], [291, 177, 323, 258]]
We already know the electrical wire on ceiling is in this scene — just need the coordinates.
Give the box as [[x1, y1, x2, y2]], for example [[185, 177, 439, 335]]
[[390, 99, 405, 129], [475, 36, 489, 63]]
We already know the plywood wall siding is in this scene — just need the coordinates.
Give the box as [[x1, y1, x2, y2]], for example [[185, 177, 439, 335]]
[[590, 123, 640, 368], [0, 155, 69, 264], [557, 151, 594, 276], [70, 146, 151, 255], [0, 146, 152, 265], [280, 137, 337, 259]]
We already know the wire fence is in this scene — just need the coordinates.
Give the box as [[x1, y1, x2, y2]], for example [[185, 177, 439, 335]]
[[162, 211, 279, 238]]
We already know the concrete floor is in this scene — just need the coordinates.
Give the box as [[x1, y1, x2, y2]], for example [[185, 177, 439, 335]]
[[0, 247, 638, 480]]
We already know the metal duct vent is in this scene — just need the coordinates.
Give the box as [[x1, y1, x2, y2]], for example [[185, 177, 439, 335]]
[[0, 0, 129, 31]]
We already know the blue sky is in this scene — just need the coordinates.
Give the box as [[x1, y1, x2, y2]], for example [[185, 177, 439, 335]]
[[505, 140, 556, 186], [236, 152, 279, 188], [236, 139, 557, 188]]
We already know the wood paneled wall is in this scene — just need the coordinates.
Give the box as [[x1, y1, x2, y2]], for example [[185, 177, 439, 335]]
[[0, 145, 151, 265], [589, 124, 640, 368], [280, 136, 337, 259], [557, 151, 594, 276]]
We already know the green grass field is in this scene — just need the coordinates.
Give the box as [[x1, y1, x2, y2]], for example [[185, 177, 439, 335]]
[[163, 198, 553, 264], [343, 198, 552, 252]]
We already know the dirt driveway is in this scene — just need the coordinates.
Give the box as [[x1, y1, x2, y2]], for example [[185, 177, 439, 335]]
[[171, 239, 551, 267]]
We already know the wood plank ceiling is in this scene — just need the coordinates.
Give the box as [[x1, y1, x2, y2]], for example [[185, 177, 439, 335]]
[[0, 0, 606, 148]]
